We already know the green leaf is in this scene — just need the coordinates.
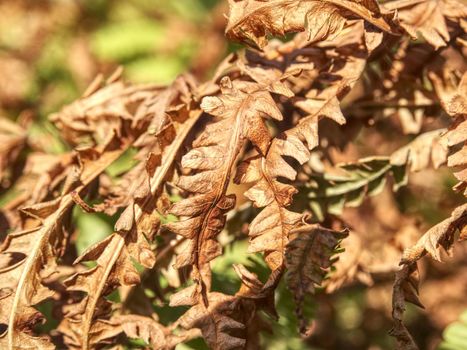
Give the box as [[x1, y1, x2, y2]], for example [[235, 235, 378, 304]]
[[439, 310, 467, 350], [91, 20, 165, 61], [304, 157, 402, 219], [75, 211, 113, 255], [125, 56, 185, 84]]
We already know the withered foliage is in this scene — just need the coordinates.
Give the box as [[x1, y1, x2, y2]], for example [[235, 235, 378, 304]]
[[0, 0, 466, 349]]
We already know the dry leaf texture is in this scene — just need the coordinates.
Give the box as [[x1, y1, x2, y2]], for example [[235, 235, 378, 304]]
[[0, 0, 466, 349]]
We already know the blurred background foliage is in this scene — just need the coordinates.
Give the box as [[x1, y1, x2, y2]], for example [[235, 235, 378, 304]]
[[0, 0, 228, 154], [0, 1, 465, 349], [439, 310, 467, 350]]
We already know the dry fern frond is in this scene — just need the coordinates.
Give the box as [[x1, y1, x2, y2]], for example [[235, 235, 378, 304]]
[[0, 133, 132, 349], [285, 224, 348, 334], [383, 0, 467, 49], [59, 81, 201, 350], [390, 204, 467, 349], [226, 0, 400, 48], [430, 71, 467, 194], [166, 76, 286, 298], [116, 314, 201, 349], [390, 128, 448, 172], [234, 106, 320, 271], [49, 72, 162, 146]]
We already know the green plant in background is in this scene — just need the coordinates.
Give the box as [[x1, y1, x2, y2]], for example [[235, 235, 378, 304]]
[[439, 310, 467, 350]]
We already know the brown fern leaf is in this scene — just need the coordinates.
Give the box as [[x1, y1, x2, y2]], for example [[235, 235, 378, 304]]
[[233, 27, 366, 270], [444, 118, 467, 195], [239, 19, 378, 131], [0, 70, 166, 349], [231, 76, 313, 269], [226, 0, 399, 48], [169, 265, 280, 350], [162, 75, 295, 348], [0, 225, 60, 350], [58, 83, 202, 349], [235, 41, 358, 270], [0, 151, 76, 232], [390, 128, 448, 172], [17, 152, 75, 205], [165, 76, 286, 297], [0, 133, 132, 350], [95, 75, 197, 215], [281, 21, 377, 126], [233, 263, 280, 316], [384, 0, 467, 49], [430, 71, 467, 194], [391, 204, 467, 349], [285, 224, 348, 334], [401, 204, 467, 264], [58, 231, 148, 349], [234, 125, 316, 271], [323, 230, 373, 293], [115, 315, 200, 350], [174, 292, 247, 350], [49, 70, 162, 146]]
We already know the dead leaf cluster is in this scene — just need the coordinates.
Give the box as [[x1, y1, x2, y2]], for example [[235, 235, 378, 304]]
[[0, 0, 466, 349]]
